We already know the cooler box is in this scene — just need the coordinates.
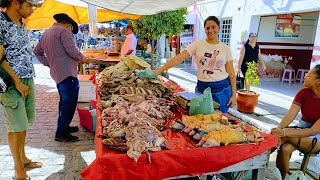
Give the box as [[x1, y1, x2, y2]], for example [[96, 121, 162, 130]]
[[77, 106, 96, 132], [78, 75, 96, 102]]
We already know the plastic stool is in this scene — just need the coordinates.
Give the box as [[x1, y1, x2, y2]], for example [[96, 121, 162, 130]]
[[281, 69, 296, 84], [296, 69, 309, 83]]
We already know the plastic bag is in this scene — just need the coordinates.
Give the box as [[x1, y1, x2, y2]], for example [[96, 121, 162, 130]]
[[236, 75, 244, 90], [189, 87, 214, 116], [136, 68, 159, 80]]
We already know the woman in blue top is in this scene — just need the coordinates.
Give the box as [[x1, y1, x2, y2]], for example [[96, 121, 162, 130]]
[[154, 16, 237, 113], [237, 33, 266, 87]]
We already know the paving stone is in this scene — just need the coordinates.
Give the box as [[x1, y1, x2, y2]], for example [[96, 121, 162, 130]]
[[0, 63, 95, 179]]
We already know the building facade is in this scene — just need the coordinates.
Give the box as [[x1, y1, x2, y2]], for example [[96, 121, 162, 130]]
[[188, 0, 320, 78]]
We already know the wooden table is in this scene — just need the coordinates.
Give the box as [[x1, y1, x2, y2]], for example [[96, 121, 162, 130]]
[[165, 150, 271, 180], [79, 56, 121, 74]]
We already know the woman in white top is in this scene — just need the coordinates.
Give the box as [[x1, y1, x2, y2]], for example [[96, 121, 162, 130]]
[[154, 16, 236, 112]]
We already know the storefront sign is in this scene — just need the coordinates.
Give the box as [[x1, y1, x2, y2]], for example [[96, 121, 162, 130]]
[[275, 14, 302, 38], [180, 29, 193, 53]]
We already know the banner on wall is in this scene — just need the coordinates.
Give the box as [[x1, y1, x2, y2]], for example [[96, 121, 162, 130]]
[[180, 29, 193, 53], [275, 14, 302, 38]]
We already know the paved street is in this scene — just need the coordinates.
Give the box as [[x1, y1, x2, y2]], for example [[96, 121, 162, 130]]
[[0, 60, 319, 179], [0, 64, 96, 180]]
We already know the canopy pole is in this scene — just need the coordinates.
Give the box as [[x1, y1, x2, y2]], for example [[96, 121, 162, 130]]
[[88, 3, 98, 38]]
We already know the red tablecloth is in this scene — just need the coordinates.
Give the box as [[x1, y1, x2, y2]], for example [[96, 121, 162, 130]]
[[81, 106, 277, 180], [81, 79, 278, 180]]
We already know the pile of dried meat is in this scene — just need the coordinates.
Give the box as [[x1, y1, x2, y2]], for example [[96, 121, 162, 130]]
[[99, 95, 174, 162], [97, 56, 176, 163], [98, 56, 173, 101]]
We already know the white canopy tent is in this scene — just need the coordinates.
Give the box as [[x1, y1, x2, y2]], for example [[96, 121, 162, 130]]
[[79, 0, 198, 15]]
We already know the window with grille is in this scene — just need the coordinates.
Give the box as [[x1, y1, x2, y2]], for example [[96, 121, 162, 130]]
[[219, 18, 232, 46]]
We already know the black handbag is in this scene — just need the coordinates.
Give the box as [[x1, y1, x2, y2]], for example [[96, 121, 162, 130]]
[[0, 56, 12, 93], [236, 75, 244, 90]]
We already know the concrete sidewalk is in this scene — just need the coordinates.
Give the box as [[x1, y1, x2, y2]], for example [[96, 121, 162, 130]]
[[0, 61, 319, 179]]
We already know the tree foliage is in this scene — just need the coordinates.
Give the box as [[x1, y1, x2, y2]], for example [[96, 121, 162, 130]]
[[131, 8, 187, 69], [132, 8, 188, 40]]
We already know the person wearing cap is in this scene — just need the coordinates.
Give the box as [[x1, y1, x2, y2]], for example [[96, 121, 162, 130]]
[[120, 25, 137, 56], [34, 13, 88, 142], [0, 0, 43, 179]]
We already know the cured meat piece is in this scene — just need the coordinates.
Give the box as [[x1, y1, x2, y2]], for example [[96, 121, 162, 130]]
[[197, 129, 263, 147]]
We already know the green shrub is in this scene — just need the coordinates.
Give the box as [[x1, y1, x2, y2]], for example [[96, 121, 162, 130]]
[[245, 61, 260, 93]]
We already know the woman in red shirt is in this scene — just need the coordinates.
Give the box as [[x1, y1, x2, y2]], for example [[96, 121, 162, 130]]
[[271, 65, 320, 179]]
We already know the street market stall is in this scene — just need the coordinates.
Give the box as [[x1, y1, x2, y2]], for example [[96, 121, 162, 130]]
[[81, 108, 276, 179], [24, 0, 141, 30], [80, 49, 121, 74], [80, 56, 278, 180]]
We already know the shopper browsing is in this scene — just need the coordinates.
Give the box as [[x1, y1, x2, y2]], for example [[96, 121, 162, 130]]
[[34, 13, 88, 142], [237, 33, 266, 88]]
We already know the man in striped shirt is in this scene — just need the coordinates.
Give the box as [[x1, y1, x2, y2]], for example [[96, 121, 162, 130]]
[[34, 13, 87, 142]]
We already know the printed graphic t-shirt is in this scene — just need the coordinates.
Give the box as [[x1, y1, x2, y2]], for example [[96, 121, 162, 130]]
[[186, 40, 233, 82], [0, 12, 35, 78]]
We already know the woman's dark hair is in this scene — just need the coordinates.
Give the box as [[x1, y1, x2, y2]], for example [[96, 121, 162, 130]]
[[0, 0, 24, 8], [315, 64, 320, 78], [246, 33, 256, 44], [204, 16, 220, 28], [0, 0, 9, 8]]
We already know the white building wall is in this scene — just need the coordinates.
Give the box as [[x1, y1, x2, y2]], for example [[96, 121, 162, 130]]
[[192, 0, 320, 60], [311, 13, 320, 69], [258, 13, 318, 44]]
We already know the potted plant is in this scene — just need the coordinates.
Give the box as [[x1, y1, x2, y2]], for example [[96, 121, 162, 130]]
[[236, 61, 260, 113]]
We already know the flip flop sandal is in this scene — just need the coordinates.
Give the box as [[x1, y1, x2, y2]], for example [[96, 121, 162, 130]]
[[24, 161, 42, 168]]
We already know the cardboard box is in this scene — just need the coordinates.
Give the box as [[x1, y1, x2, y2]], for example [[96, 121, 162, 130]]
[[78, 75, 96, 102]]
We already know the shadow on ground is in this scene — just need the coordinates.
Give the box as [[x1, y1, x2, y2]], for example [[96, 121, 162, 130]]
[[0, 84, 95, 180]]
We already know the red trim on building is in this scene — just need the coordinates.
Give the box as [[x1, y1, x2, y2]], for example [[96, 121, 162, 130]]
[[312, 55, 320, 62], [313, 46, 320, 50], [261, 11, 319, 18], [260, 49, 312, 70], [258, 42, 314, 47]]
